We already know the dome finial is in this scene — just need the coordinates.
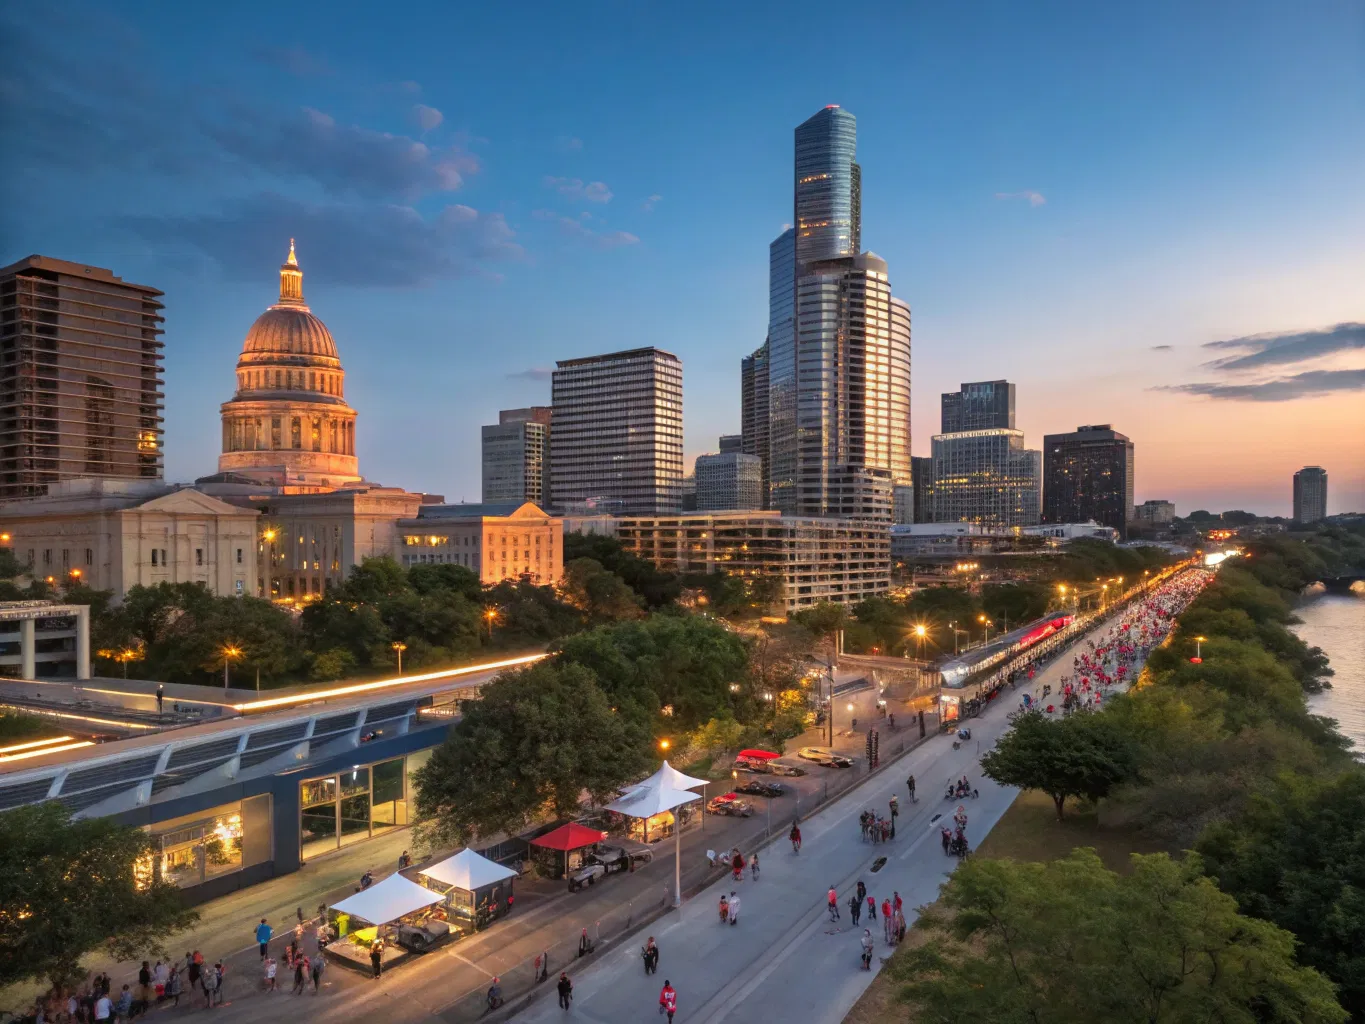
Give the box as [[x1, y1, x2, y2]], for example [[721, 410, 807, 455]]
[[279, 240, 304, 304]]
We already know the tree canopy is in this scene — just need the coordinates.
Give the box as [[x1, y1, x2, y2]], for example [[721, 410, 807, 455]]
[[0, 803, 197, 989], [892, 848, 1346, 1024]]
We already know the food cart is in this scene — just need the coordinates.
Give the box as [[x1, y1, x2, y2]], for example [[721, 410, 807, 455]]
[[418, 848, 518, 933], [528, 823, 608, 879], [326, 873, 449, 969]]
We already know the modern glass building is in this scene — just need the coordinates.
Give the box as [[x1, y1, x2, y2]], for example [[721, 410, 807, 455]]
[[740, 341, 770, 506], [765, 229, 798, 514], [1042, 424, 1135, 538], [794, 106, 861, 265], [481, 407, 551, 506], [930, 428, 1042, 527], [694, 451, 763, 511], [941, 381, 1016, 433]]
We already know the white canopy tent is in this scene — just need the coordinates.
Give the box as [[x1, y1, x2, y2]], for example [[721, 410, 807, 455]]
[[420, 848, 518, 891], [329, 873, 444, 926], [626, 759, 708, 792], [606, 781, 699, 908]]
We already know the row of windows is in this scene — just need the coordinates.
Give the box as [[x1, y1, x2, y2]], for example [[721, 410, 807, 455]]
[[238, 368, 342, 395]]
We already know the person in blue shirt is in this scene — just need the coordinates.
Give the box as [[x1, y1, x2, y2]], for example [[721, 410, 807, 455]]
[[256, 918, 272, 960]]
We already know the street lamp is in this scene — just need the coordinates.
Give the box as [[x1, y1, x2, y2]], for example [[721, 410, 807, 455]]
[[912, 623, 928, 660], [391, 641, 407, 675], [659, 738, 671, 752], [1191, 635, 1206, 664], [484, 608, 498, 641], [947, 621, 966, 656], [221, 644, 243, 689], [978, 614, 993, 642]]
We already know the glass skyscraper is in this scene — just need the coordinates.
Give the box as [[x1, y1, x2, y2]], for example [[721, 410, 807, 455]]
[[794, 106, 861, 265], [765, 228, 797, 512]]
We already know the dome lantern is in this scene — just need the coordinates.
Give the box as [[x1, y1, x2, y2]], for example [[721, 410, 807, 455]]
[[279, 238, 304, 305]]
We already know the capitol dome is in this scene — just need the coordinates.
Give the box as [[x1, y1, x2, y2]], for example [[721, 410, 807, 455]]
[[217, 241, 362, 493]]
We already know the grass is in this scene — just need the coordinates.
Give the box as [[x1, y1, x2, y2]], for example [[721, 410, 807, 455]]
[[842, 790, 1180, 1023]]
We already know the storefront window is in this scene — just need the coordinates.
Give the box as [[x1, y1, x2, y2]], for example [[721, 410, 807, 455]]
[[371, 758, 406, 834], [147, 802, 244, 889], [300, 753, 429, 860], [301, 775, 339, 860]]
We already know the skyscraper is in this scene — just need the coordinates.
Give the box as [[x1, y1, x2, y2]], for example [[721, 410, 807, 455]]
[[931, 429, 1041, 527], [718, 434, 742, 453], [1293, 466, 1328, 523], [550, 347, 683, 515], [740, 341, 769, 505], [911, 455, 935, 523], [1042, 424, 1135, 538], [0, 255, 165, 500], [765, 107, 911, 521], [941, 380, 1015, 433], [694, 451, 763, 511], [482, 407, 551, 505]]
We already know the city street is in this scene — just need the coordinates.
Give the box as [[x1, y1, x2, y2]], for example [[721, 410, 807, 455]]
[[510, 586, 1189, 1024]]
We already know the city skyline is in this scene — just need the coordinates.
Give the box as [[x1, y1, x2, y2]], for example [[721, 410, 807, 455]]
[[3, 1, 1361, 515]]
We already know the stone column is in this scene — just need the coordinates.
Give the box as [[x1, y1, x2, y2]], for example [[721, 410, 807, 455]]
[[75, 607, 91, 680], [20, 618, 35, 680]]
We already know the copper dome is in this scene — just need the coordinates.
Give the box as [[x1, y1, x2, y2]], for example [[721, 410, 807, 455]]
[[240, 304, 338, 361]]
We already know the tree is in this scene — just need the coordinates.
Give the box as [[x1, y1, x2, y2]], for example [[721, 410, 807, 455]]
[[981, 711, 1139, 820], [561, 558, 644, 623], [892, 848, 1346, 1024], [0, 803, 198, 990], [562, 532, 681, 607], [412, 661, 648, 848]]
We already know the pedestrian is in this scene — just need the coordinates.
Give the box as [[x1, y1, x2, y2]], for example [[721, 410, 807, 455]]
[[882, 899, 892, 942], [212, 964, 225, 1006], [867, 895, 877, 921], [113, 987, 131, 1024], [137, 961, 151, 1013], [167, 965, 182, 1007], [659, 980, 677, 1023], [398, 849, 412, 869], [185, 954, 200, 992], [199, 968, 216, 1010], [93, 992, 112, 1024], [292, 955, 307, 994], [155, 684, 164, 713], [907, 774, 916, 801], [264, 956, 277, 992], [861, 929, 875, 969], [848, 892, 862, 926], [731, 849, 744, 882], [310, 954, 325, 994], [256, 918, 272, 960], [727, 891, 740, 926], [856, 879, 866, 903], [557, 972, 573, 1010], [750, 852, 759, 880], [369, 938, 383, 979], [893, 891, 903, 915], [894, 906, 907, 943], [153, 959, 168, 998]]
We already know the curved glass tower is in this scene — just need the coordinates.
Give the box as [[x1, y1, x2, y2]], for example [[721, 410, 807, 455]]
[[794, 106, 860, 265]]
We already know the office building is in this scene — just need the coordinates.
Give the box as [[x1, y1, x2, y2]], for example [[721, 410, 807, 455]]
[[1293, 467, 1328, 523], [681, 474, 697, 512], [1042, 424, 1135, 539], [0, 601, 92, 680], [912, 455, 935, 523], [1133, 499, 1176, 526], [931, 429, 1041, 527], [216, 243, 362, 493], [615, 510, 889, 611], [396, 501, 563, 585], [482, 407, 551, 505], [0, 255, 165, 500], [0, 478, 258, 600], [550, 347, 683, 516], [694, 451, 763, 511], [940, 381, 1015, 433], [718, 434, 741, 454], [765, 108, 911, 522], [740, 343, 769, 503], [892, 520, 1117, 561]]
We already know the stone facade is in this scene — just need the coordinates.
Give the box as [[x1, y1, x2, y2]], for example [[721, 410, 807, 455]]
[[395, 502, 563, 586]]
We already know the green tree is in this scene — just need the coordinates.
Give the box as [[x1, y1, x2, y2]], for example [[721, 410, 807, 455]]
[[561, 558, 644, 623], [412, 661, 648, 847], [981, 711, 1139, 820], [0, 803, 198, 989], [892, 848, 1346, 1024], [562, 532, 681, 607], [484, 578, 582, 642]]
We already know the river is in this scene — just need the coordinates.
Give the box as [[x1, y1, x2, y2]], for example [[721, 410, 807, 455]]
[[1298, 591, 1365, 751]]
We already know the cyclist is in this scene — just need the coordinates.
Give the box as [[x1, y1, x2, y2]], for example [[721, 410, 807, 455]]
[[790, 823, 802, 854], [827, 886, 840, 921]]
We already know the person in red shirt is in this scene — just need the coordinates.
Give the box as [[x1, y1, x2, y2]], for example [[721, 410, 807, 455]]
[[659, 980, 677, 1022], [881, 899, 893, 943]]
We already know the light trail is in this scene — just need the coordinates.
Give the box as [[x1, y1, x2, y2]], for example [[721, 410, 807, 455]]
[[0, 740, 95, 763], [0, 735, 77, 755]]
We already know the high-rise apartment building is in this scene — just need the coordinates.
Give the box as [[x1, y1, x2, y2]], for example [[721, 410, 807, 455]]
[[931, 429, 1041, 527], [1133, 499, 1176, 525], [695, 451, 763, 511], [1042, 424, 1135, 538], [941, 380, 1015, 433], [481, 406, 551, 505], [0, 255, 165, 500], [1293, 466, 1328, 524], [740, 341, 770, 507], [550, 347, 683, 515]]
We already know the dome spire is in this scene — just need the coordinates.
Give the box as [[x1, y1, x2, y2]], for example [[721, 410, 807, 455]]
[[279, 239, 304, 304]]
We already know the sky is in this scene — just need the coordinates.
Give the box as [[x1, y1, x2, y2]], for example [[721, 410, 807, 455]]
[[2, 0, 1362, 516]]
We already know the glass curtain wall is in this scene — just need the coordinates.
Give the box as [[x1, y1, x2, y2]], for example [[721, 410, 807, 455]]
[[300, 756, 411, 859]]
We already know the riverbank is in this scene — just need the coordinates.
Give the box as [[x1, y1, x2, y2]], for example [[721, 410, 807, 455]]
[[1298, 591, 1365, 750]]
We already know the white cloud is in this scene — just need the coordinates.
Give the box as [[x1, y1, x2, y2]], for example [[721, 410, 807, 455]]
[[642, 194, 663, 212], [414, 104, 443, 132], [994, 190, 1047, 207], [543, 176, 613, 203], [532, 209, 638, 248]]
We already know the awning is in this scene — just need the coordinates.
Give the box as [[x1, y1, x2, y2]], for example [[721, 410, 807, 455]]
[[420, 848, 518, 891], [625, 759, 708, 792], [530, 823, 607, 852], [606, 783, 699, 819], [330, 873, 444, 926], [736, 749, 778, 760]]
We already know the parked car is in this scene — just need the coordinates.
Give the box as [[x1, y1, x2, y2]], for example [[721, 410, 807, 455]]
[[768, 761, 808, 777], [796, 746, 854, 768], [567, 859, 608, 891], [705, 793, 754, 817], [735, 779, 786, 798]]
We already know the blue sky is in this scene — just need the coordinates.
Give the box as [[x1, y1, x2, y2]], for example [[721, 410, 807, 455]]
[[3, 0, 1362, 514]]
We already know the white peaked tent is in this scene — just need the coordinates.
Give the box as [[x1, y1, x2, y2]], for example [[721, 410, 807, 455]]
[[329, 872, 444, 927], [606, 778, 699, 908], [420, 848, 518, 890], [627, 759, 708, 792]]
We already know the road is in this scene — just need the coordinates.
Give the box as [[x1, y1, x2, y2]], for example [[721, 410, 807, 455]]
[[511, 587, 1184, 1024]]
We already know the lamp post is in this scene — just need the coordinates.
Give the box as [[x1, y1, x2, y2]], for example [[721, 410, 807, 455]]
[[221, 644, 243, 690], [913, 623, 927, 660], [484, 608, 498, 642], [947, 621, 966, 656], [978, 614, 993, 643], [1191, 635, 1206, 664], [391, 641, 407, 675]]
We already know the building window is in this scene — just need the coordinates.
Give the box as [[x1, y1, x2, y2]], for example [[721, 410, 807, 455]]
[[145, 800, 252, 889], [291, 418, 302, 450], [271, 417, 282, 449], [195, 548, 204, 567], [85, 548, 93, 565], [236, 548, 243, 564], [151, 549, 158, 566], [312, 418, 322, 452]]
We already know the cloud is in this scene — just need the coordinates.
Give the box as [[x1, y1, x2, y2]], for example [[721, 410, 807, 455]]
[[413, 104, 444, 132], [642, 194, 663, 213], [543, 176, 613, 203], [507, 367, 555, 381], [1200, 322, 1365, 372], [253, 45, 332, 77], [1150, 345, 1174, 351], [1154, 369, 1365, 402], [123, 194, 522, 287], [994, 191, 1047, 207], [557, 136, 584, 151], [532, 209, 639, 248]]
